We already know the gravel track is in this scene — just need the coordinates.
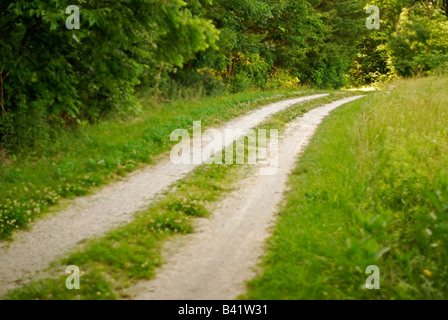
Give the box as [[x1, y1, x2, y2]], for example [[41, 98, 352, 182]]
[[0, 94, 328, 296], [130, 96, 364, 300]]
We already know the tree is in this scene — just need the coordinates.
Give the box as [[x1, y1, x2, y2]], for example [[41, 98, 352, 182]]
[[0, 0, 218, 150], [389, 6, 448, 76]]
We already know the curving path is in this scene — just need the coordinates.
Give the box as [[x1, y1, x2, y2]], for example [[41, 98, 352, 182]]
[[130, 96, 365, 300], [0, 94, 328, 296]]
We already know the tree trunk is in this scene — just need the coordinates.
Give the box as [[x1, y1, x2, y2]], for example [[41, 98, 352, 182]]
[[0, 66, 8, 116], [227, 53, 234, 77]]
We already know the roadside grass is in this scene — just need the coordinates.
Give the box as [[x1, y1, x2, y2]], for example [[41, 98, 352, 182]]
[[4, 91, 361, 300], [0, 88, 326, 240], [243, 76, 448, 300]]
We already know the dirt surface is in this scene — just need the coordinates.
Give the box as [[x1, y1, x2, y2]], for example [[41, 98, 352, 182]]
[[130, 96, 364, 300], [0, 94, 327, 296]]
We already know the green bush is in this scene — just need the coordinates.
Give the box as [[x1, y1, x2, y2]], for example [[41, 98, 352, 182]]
[[0, 0, 218, 152], [389, 7, 448, 76]]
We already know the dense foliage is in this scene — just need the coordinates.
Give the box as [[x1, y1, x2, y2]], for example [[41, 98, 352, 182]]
[[0, 0, 369, 152], [348, 0, 448, 86], [0, 0, 218, 151], [1, 0, 448, 151]]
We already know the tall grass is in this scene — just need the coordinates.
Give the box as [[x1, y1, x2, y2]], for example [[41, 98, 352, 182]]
[[245, 76, 448, 300]]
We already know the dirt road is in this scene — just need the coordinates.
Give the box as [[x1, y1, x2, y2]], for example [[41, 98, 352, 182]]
[[0, 94, 327, 296], [130, 96, 364, 300]]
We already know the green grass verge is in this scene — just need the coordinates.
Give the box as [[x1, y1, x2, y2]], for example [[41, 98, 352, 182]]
[[0, 88, 327, 240], [243, 76, 448, 300], [4, 91, 361, 300]]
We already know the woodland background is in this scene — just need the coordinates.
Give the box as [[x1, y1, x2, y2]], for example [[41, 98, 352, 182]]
[[1, 0, 447, 152]]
